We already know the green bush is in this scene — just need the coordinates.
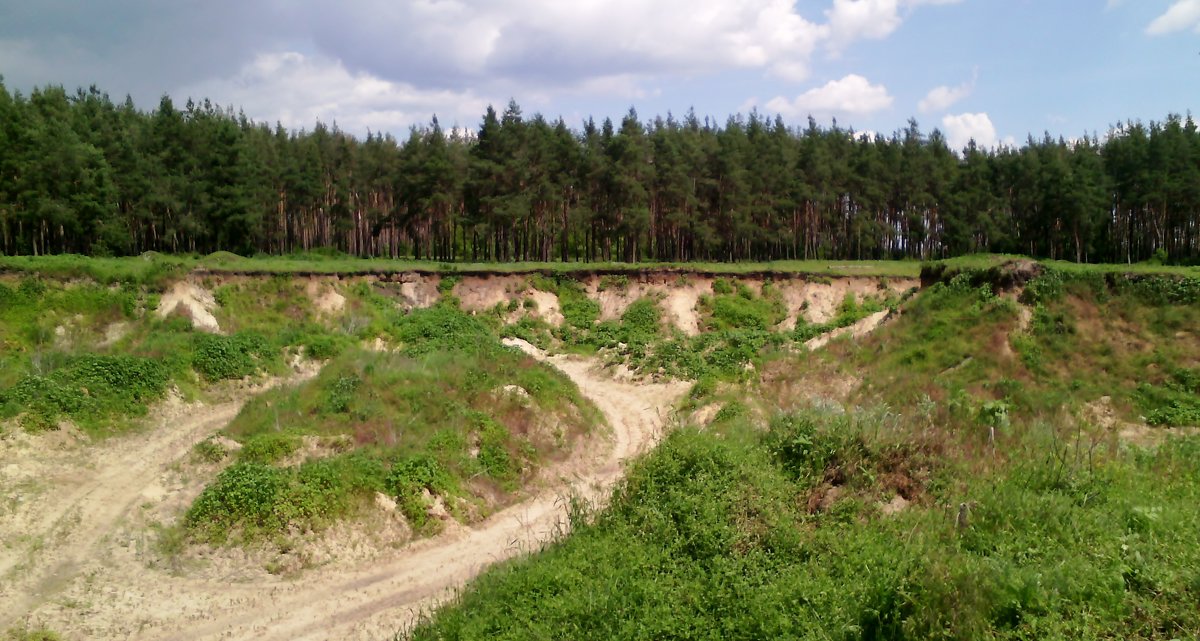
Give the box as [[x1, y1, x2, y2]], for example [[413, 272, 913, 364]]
[[185, 463, 288, 541], [301, 333, 348, 360], [0, 355, 169, 432], [1137, 368, 1200, 426], [239, 433, 301, 464], [387, 454, 457, 529], [191, 331, 275, 381], [322, 374, 361, 414], [390, 302, 497, 356]]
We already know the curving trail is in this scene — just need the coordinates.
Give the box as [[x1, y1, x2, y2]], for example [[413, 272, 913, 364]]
[[0, 370, 319, 630], [1, 344, 686, 641]]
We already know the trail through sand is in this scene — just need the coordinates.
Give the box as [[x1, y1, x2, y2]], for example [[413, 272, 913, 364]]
[[0, 371, 318, 630], [3, 343, 686, 641]]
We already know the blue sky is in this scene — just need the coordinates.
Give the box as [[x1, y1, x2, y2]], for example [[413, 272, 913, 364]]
[[0, 0, 1196, 149]]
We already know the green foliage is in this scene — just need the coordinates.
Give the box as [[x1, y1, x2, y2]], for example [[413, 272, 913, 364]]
[[192, 438, 228, 464], [389, 302, 497, 356], [322, 374, 361, 414], [239, 433, 301, 465], [702, 282, 785, 332], [185, 463, 288, 542], [191, 331, 275, 381], [300, 332, 349, 360], [1137, 368, 1200, 427], [185, 454, 389, 543], [387, 454, 456, 529], [415, 399, 1200, 641], [711, 401, 747, 423], [437, 275, 462, 294], [1020, 269, 1065, 305], [474, 414, 519, 486], [0, 355, 169, 433], [550, 278, 601, 332], [597, 275, 629, 291], [188, 341, 600, 543], [4, 627, 63, 641], [500, 316, 554, 351], [794, 293, 886, 342]]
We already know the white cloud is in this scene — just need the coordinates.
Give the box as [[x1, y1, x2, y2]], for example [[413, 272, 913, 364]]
[[941, 112, 999, 151], [825, 0, 903, 50], [307, 0, 828, 87], [824, 0, 961, 52], [918, 69, 977, 113], [1146, 0, 1200, 35], [180, 52, 491, 135], [766, 74, 894, 119]]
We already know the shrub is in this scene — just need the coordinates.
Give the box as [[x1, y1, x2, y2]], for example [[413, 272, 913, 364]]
[[239, 433, 301, 464], [322, 374, 361, 414], [186, 463, 288, 541], [192, 331, 275, 381], [301, 333, 348, 360], [387, 454, 455, 528], [0, 355, 169, 432], [390, 302, 496, 356]]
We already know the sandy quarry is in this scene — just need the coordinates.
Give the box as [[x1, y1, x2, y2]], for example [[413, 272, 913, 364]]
[[3, 269, 917, 640], [0, 341, 686, 641]]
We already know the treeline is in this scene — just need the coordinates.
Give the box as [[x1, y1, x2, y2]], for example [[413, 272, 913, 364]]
[[1, 81, 1198, 263]]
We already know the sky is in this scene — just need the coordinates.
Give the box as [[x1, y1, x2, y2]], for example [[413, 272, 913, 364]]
[[0, 0, 1197, 149]]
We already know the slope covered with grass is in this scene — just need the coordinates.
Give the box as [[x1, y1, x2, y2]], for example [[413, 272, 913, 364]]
[[410, 267, 1200, 641]]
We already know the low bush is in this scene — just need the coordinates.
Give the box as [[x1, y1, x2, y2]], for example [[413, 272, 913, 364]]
[[0, 355, 169, 432], [191, 331, 275, 381]]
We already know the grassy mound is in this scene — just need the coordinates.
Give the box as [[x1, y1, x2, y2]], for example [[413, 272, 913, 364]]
[[183, 304, 602, 544]]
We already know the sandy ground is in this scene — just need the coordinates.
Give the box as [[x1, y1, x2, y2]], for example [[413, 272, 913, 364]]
[[2, 342, 685, 641], [157, 281, 220, 333]]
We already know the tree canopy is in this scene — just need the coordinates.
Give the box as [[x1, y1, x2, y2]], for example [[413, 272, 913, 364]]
[[2, 80, 1198, 264]]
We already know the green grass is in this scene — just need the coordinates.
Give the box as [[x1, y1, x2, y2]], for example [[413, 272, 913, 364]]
[[4, 627, 63, 641], [410, 405, 1200, 641], [6, 252, 1200, 285], [3, 252, 928, 279], [0, 275, 366, 436], [411, 267, 1200, 640], [0, 253, 193, 286]]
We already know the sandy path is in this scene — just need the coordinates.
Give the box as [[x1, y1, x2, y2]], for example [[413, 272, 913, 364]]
[[0, 403, 241, 621], [0, 371, 318, 630], [4, 345, 685, 641]]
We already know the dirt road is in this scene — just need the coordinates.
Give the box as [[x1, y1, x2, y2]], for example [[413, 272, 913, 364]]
[[2, 344, 686, 640]]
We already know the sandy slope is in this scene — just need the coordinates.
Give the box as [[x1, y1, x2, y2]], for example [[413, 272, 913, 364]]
[[2, 343, 685, 641]]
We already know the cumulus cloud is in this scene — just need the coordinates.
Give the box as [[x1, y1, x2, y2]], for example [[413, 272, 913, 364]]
[[1146, 0, 1200, 35], [180, 52, 491, 135], [304, 0, 828, 88], [1, 0, 964, 134], [825, 0, 961, 51], [941, 112, 999, 151], [766, 74, 894, 119], [917, 69, 977, 114]]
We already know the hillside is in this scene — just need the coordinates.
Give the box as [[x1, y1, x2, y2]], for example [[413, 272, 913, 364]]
[[411, 262, 1200, 641], [0, 257, 1198, 640]]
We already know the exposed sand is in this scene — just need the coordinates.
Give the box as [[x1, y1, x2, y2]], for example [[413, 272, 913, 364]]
[[157, 281, 220, 333]]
